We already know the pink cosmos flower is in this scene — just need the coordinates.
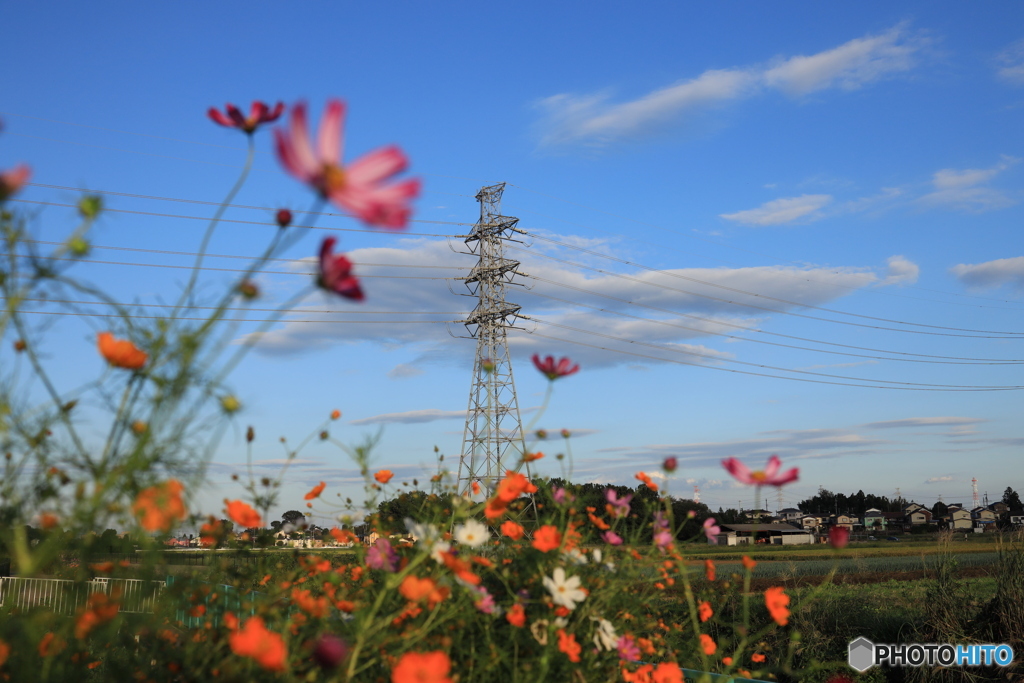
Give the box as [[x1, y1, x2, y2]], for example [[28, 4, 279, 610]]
[[601, 530, 623, 546], [0, 164, 30, 201], [616, 635, 641, 662], [472, 585, 497, 615], [552, 487, 567, 505], [365, 538, 397, 572], [703, 517, 721, 544], [208, 101, 285, 135], [317, 237, 364, 301], [531, 354, 580, 381], [653, 530, 673, 550], [274, 100, 420, 229], [722, 454, 799, 487], [605, 489, 632, 518], [829, 526, 850, 549]]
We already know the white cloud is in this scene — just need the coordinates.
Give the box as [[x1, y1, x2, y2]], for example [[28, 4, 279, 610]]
[[536, 25, 925, 147], [918, 157, 1019, 212], [950, 256, 1024, 291], [880, 255, 919, 286], [350, 409, 466, 426], [720, 194, 832, 226], [388, 363, 425, 379], [763, 25, 922, 95], [925, 476, 955, 484], [861, 417, 986, 430], [996, 38, 1024, 85]]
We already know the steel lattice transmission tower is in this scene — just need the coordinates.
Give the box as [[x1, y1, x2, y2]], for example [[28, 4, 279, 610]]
[[455, 183, 529, 495]]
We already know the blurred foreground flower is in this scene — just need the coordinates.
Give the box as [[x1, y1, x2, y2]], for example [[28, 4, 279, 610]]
[[229, 617, 287, 671], [543, 567, 586, 611], [765, 586, 791, 626], [722, 454, 798, 487], [391, 650, 452, 683], [97, 332, 147, 370], [132, 480, 187, 533], [224, 499, 262, 528], [208, 101, 284, 135], [317, 237, 364, 301], [829, 526, 850, 549], [275, 100, 420, 229], [531, 354, 579, 380], [374, 469, 393, 484], [0, 163, 30, 201]]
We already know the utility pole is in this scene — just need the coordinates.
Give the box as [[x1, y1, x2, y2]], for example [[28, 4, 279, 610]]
[[454, 183, 529, 497]]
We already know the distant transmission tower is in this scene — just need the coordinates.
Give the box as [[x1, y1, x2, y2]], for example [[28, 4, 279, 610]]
[[693, 485, 700, 504], [972, 478, 980, 509], [454, 183, 529, 496]]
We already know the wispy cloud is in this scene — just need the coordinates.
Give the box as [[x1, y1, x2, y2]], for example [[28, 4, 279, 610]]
[[996, 38, 1024, 85], [950, 256, 1024, 291], [350, 409, 466, 426], [880, 255, 920, 286], [918, 156, 1019, 211], [861, 417, 987, 430], [536, 25, 926, 148], [720, 194, 832, 226], [925, 476, 955, 484]]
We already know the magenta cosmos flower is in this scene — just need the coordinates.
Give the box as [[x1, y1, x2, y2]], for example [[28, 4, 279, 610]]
[[208, 101, 285, 134], [531, 354, 579, 381], [0, 164, 30, 201], [703, 518, 721, 543], [275, 100, 420, 229], [722, 454, 798, 487], [317, 237, 363, 301]]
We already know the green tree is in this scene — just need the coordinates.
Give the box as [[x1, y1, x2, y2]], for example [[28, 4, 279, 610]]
[[1002, 487, 1022, 510]]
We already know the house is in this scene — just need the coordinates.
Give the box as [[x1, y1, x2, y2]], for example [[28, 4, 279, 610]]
[[882, 512, 906, 531], [796, 515, 819, 530], [863, 508, 885, 530], [904, 502, 927, 515], [944, 508, 972, 530], [712, 523, 813, 546], [905, 508, 933, 526], [742, 509, 772, 521], [828, 514, 855, 530], [1009, 511, 1024, 527], [971, 507, 997, 525], [777, 507, 804, 522], [989, 501, 1008, 514]]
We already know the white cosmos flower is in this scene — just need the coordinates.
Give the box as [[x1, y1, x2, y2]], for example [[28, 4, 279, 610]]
[[542, 567, 587, 611], [430, 540, 451, 564], [404, 518, 439, 548], [454, 519, 488, 548], [590, 617, 618, 651], [561, 548, 588, 565]]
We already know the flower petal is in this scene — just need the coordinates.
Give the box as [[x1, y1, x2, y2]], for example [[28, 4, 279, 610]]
[[317, 99, 346, 167]]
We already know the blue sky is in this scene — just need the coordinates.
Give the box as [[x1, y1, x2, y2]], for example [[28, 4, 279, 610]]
[[3, 3, 1024, 525]]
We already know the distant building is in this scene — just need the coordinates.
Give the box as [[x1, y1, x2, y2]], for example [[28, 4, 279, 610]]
[[777, 507, 804, 522], [943, 508, 972, 530], [712, 523, 813, 546]]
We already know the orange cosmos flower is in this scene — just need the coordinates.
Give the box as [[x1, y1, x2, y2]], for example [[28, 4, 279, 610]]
[[531, 525, 562, 552], [330, 409, 341, 420], [704, 559, 716, 581], [391, 650, 452, 683], [501, 520, 525, 540], [224, 500, 262, 528], [374, 470, 394, 484], [506, 603, 526, 628], [304, 481, 326, 500], [698, 601, 713, 623], [635, 471, 658, 492], [133, 480, 187, 533], [0, 639, 9, 667], [483, 497, 508, 520], [291, 589, 328, 618], [229, 617, 287, 672], [38, 632, 65, 657], [75, 592, 119, 639], [96, 332, 147, 370], [330, 527, 357, 544], [587, 512, 611, 530], [523, 451, 544, 462], [495, 471, 538, 503], [751, 653, 766, 663], [765, 586, 790, 626], [699, 634, 717, 656], [399, 576, 446, 607], [39, 512, 60, 530], [652, 662, 684, 683], [557, 630, 581, 663], [742, 555, 757, 571]]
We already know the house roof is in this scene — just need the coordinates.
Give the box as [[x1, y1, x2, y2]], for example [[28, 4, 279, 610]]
[[778, 508, 801, 513], [719, 523, 808, 534]]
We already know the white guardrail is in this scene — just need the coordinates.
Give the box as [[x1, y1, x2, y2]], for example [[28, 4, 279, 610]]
[[0, 576, 164, 615]]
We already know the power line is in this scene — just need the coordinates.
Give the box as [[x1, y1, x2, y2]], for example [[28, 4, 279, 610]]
[[5, 297, 466, 316], [524, 316, 1024, 390], [517, 235, 1024, 336], [519, 329, 1023, 393], [519, 273, 1023, 362], [506, 183, 1024, 308], [510, 244, 1024, 339], [516, 288, 1022, 365], [15, 309, 459, 324]]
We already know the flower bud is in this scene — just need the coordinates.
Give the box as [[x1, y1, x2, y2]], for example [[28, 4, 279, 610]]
[[78, 195, 103, 219], [535, 429, 547, 439], [662, 457, 678, 473], [131, 420, 147, 435], [275, 208, 293, 228], [220, 395, 241, 413], [246, 426, 255, 443], [480, 358, 495, 373], [560, 429, 571, 439], [330, 409, 341, 420], [320, 430, 329, 440], [313, 634, 348, 669], [67, 236, 91, 257], [237, 280, 259, 300], [13, 340, 26, 352]]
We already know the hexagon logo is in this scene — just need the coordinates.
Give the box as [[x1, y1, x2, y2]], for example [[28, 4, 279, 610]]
[[848, 637, 875, 672]]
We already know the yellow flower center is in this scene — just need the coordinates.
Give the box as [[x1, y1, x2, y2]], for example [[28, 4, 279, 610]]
[[320, 163, 347, 194], [750, 471, 767, 482]]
